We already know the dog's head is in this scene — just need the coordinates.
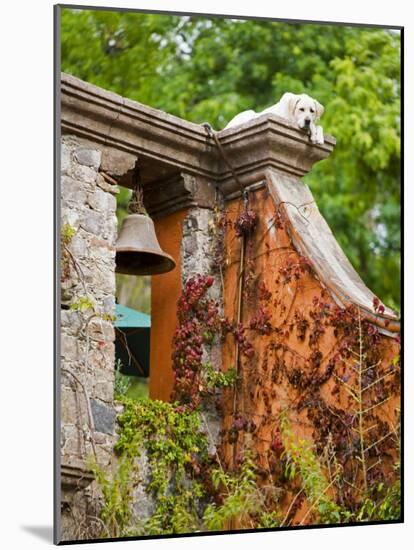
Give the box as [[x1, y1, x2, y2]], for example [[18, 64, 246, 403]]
[[279, 92, 324, 130]]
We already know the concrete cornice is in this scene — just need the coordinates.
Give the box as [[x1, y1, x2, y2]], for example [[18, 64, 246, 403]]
[[61, 73, 218, 180], [61, 73, 336, 198]]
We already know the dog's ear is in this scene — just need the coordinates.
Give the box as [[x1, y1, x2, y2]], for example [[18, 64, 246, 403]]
[[314, 99, 324, 120], [279, 92, 300, 119]]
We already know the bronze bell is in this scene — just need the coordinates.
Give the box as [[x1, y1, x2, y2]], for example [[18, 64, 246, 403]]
[[116, 213, 176, 276], [115, 166, 176, 276]]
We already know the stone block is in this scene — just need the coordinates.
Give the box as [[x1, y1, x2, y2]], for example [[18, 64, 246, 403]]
[[94, 380, 114, 404], [90, 399, 116, 435], [96, 173, 120, 195], [87, 188, 116, 213], [80, 209, 106, 238], [74, 147, 102, 170], [61, 176, 87, 205], [93, 264, 116, 295], [91, 431, 106, 445], [94, 443, 113, 468], [105, 214, 118, 245], [61, 143, 72, 175], [61, 424, 83, 456], [88, 346, 115, 371], [88, 318, 115, 342], [61, 209, 80, 229], [61, 334, 79, 361], [88, 235, 116, 259], [184, 215, 199, 232], [61, 310, 83, 335], [61, 386, 87, 424], [69, 232, 88, 259], [73, 164, 98, 185]]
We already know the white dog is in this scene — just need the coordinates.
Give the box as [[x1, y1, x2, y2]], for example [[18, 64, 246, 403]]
[[224, 92, 325, 144]]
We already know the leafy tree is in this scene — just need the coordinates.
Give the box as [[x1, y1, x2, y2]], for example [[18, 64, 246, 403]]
[[61, 9, 401, 309]]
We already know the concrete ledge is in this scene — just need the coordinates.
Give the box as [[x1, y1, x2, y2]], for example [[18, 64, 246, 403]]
[[61, 73, 335, 199], [61, 458, 94, 501]]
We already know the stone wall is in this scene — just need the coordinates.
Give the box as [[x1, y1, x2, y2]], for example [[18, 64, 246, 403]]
[[60, 135, 119, 541], [181, 204, 224, 454]]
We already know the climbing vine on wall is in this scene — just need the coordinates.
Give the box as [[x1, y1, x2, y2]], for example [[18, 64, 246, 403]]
[[89, 189, 400, 538], [215, 193, 401, 526]]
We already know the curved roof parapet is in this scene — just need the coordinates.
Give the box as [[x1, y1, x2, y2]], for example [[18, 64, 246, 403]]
[[265, 168, 400, 336]]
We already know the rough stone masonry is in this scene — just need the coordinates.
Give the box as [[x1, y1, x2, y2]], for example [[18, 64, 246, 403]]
[[60, 135, 119, 541]]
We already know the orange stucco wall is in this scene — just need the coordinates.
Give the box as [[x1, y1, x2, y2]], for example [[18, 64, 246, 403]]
[[219, 186, 400, 524], [149, 209, 188, 401]]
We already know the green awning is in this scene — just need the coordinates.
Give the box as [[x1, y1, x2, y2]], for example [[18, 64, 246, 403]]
[[115, 303, 151, 328], [115, 304, 151, 377]]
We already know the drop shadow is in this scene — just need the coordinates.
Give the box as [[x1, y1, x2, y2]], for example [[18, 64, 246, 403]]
[[21, 525, 54, 543]]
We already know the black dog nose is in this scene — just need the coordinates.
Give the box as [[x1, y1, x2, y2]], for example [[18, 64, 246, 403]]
[[304, 118, 311, 126]]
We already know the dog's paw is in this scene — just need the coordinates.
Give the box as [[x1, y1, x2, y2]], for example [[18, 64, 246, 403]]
[[316, 126, 324, 144], [310, 127, 324, 145]]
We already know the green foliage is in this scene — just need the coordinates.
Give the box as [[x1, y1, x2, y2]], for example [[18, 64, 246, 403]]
[[203, 452, 264, 531], [203, 363, 238, 390], [90, 397, 208, 536], [61, 10, 400, 308], [257, 511, 282, 529], [61, 222, 76, 244], [280, 415, 343, 524], [90, 399, 399, 537], [355, 450, 401, 523], [115, 397, 208, 534], [116, 397, 208, 488], [91, 398, 282, 536], [377, 479, 401, 520], [70, 295, 95, 312], [356, 478, 401, 522], [125, 377, 149, 401], [114, 359, 131, 400], [279, 412, 400, 525], [144, 492, 199, 535], [87, 454, 137, 538]]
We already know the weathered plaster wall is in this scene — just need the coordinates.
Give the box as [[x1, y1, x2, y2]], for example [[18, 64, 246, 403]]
[[219, 181, 400, 522], [60, 135, 118, 541]]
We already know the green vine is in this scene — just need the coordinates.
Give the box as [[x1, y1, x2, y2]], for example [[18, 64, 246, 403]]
[[280, 414, 344, 525], [87, 454, 137, 538], [114, 359, 132, 400], [203, 450, 280, 531], [203, 363, 238, 391], [90, 397, 283, 536], [113, 397, 208, 535]]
